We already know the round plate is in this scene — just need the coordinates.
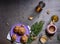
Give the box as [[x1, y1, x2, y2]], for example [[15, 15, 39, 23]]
[[10, 23, 30, 43]]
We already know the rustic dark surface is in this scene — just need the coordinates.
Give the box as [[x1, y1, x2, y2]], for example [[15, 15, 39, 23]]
[[0, 0, 60, 44]]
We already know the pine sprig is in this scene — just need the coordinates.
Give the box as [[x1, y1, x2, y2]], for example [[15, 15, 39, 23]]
[[27, 21, 44, 44]]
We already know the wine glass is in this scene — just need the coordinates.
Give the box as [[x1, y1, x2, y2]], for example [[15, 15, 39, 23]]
[[51, 15, 59, 23]]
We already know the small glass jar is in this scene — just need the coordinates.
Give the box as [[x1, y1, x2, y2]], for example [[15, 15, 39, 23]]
[[35, 5, 42, 13], [35, 1, 45, 13], [38, 34, 48, 44]]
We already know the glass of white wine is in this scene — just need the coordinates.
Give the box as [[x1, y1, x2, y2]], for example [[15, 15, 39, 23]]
[[51, 15, 59, 23]]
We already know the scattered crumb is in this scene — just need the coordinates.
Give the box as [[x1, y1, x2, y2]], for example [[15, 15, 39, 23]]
[[6, 22, 9, 26], [47, 9, 50, 15]]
